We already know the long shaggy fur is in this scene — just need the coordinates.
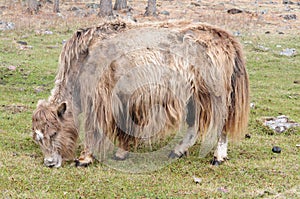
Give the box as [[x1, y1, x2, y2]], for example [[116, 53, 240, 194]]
[[33, 20, 249, 161]]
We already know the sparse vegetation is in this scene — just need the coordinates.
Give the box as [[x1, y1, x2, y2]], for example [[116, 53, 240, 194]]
[[0, 0, 299, 198]]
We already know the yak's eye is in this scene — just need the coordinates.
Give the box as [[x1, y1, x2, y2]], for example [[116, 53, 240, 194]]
[[50, 132, 57, 139]]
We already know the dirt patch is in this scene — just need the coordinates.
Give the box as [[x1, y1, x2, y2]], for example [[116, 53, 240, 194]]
[[0, 0, 299, 34], [0, 104, 28, 114]]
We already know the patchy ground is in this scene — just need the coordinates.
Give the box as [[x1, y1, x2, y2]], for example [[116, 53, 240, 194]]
[[0, 0, 300, 35]]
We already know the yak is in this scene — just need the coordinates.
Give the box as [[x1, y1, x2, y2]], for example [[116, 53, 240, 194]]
[[32, 20, 249, 170]]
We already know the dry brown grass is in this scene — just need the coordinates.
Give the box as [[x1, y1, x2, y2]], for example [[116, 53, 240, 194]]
[[1, 0, 299, 34]]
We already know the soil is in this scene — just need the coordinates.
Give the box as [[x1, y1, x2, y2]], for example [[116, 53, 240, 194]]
[[0, 0, 299, 34]]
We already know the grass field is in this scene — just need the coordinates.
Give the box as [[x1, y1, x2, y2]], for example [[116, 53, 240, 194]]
[[1, 1, 300, 198]]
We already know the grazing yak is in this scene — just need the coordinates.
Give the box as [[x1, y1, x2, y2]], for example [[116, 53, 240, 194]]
[[32, 20, 249, 168]]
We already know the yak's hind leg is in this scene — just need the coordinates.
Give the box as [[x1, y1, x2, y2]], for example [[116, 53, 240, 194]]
[[169, 97, 197, 158], [211, 132, 228, 166], [113, 132, 129, 161]]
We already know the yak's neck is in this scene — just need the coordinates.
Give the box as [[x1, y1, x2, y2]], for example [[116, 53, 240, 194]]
[[48, 79, 71, 105]]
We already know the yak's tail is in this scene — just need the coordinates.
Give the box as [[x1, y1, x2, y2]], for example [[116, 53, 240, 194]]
[[225, 44, 250, 140]]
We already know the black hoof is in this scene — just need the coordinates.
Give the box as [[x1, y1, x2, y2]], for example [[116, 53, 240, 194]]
[[113, 153, 128, 161], [168, 150, 188, 159], [74, 159, 90, 167], [211, 158, 222, 166]]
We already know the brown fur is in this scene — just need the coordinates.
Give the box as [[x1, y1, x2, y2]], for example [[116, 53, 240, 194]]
[[32, 20, 249, 165]]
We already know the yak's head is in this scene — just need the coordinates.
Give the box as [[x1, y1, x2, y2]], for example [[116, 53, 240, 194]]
[[32, 100, 78, 168]]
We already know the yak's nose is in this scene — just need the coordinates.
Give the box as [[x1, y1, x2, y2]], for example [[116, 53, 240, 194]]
[[44, 155, 62, 168], [44, 157, 55, 167]]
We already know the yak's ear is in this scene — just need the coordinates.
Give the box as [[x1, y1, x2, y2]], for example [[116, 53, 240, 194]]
[[57, 102, 67, 118]]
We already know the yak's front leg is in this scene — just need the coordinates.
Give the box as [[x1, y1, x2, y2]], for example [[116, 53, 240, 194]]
[[211, 132, 228, 166], [75, 128, 95, 167], [75, 148, 94, 167], [75, 108, 96, 167]]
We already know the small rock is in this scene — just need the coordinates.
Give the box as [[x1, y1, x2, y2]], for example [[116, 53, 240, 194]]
[[7, 65, 16, 71], [68, 6, 80, 11], [244, 41, 252, 44], [282, 0, 294, 5], [57, 13, 63, 18], [191, 2, 201, 7], [217, 187, 229, 193], [272, 146, 281, 153], [34, 86, 45, 93], [258, 45, 269, 51], [0, 21, 15, 31], [275, 126, 287, 133], [227, 8, 243, 14], [262, 115, 299, 133], [233, 31, 242, 36], [193, 176, 202, 184], [281, 14, 297, 20], [261, 9, 268, 15], [44, 30, 53, 35], [86, 3, 100, 9], [160, 10, 170, 15], [17, 41, 27, 45], [280, 48, 296, 56]]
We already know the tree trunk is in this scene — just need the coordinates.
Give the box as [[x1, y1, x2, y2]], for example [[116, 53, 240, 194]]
[[114, 0, 127, 10], [27, 0, 39, 14], [53, 0, 60, 13], [98, 0, 113, 17], [144, 0, 156, 16]]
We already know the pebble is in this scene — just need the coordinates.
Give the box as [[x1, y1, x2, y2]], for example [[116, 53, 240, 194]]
[[86, 3, 100, 9], [160, 10, 170, 15], [227, 8, 243, 14], [0, 21, 15, 31], [282, 0, 295, 5], [281, 14, 297, 20], [233, 31, 242, 36], [272, 146, 281, 153], [193, 176, 202, 184], [44, 30, 53, 35], [280, 48, 297, 56], [17, 41, 28, 45], [258, 45, 270, 51]]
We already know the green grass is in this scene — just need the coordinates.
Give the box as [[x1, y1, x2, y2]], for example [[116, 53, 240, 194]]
[[0, 27, 299, 198]]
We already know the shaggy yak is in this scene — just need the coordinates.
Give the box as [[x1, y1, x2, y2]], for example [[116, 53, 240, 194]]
[[32, 20, 249, 168]]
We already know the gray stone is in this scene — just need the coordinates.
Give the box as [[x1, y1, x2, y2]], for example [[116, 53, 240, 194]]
[[280, 48, 297, 56], [160, 10, 170, 15], [0, 21, 15, 31], [281, 14, 297, 20]]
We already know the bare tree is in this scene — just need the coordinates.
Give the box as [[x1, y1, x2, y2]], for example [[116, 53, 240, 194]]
[[144, 0, 156, 16], [98, 0, 113, 17], [114, 0, 127, 10], [27, 0, 39, 14], [53, 0, 59, 13]]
